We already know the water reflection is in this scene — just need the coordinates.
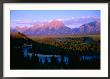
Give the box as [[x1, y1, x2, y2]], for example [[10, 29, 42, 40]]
[[39, 56, 45, 64], [23, 46, 69, 64], [37, 54, 63, 64], [47, 57, 51, 63], [23, 45, 98, 65], [28, 53, 32, 59], [80, 56, 98, 61], [63, 56, 69, 64], [56, 56, 61, 63], [23, 44, 32, 58]]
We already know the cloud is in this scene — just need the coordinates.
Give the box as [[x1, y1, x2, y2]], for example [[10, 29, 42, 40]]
[[13, 20, 34, 24]]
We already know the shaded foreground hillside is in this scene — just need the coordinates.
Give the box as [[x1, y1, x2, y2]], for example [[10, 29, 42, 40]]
[[10, 32, 100, 69]]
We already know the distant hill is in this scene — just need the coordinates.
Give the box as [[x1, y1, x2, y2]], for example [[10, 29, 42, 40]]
[[11, 32, 28, 39], [11, 20, 100, 36]]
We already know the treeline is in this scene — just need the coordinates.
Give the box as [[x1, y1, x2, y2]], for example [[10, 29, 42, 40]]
[[32, 37, 100, 55]]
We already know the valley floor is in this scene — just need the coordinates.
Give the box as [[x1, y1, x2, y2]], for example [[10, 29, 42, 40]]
[[10, 34, 100, 69]]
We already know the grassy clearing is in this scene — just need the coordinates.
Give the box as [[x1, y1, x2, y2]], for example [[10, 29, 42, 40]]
[[29, 34, 100, 43]]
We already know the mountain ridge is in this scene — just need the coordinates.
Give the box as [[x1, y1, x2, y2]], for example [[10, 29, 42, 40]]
[[11, 20, 100, 36]]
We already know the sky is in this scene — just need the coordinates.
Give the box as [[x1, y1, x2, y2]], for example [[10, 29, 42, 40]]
[[10, 10, 100, 28]]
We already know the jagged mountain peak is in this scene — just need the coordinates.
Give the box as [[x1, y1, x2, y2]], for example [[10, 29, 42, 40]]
[[30, 20, 65, 30], [49, 20, 64, 28], [11, 21, 100, 36], [80, 21, 100, 34]]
